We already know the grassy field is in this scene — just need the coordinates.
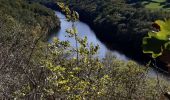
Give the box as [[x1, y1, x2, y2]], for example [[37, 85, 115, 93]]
[[141, 0, 170, 10]]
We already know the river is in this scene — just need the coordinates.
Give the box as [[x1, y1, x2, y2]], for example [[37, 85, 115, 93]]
[[49, 11, 129, 61], [48, 11, 170, 82]]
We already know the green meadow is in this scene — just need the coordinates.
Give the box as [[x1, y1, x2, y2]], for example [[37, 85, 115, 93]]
[[141, 0, 170, 10]]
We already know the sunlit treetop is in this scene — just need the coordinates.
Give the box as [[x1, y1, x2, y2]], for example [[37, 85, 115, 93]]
[[57, 2, 79, 22]]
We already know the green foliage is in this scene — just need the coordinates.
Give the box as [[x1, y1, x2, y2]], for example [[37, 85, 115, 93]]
[[0, 0, 60, 40], [58, 2, 79, 22], [143, 19, 170, 58], [1, 1, 170, 99]]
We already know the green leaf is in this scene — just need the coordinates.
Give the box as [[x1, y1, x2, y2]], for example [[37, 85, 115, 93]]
[[142, 37, 166, 58], [164, 42, 170, 50], [142, 19, 170, 58], [73, 26, 78, 34]]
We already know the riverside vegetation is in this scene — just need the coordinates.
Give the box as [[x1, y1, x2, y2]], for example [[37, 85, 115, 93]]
[[0, 0, 170, 100]]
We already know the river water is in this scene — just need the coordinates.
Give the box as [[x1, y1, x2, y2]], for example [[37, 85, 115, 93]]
[[49, 11, 129, 61], [48, 11, 170, 82]]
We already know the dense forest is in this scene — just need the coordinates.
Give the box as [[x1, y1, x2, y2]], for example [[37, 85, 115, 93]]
[[1, 0, 170, 99]]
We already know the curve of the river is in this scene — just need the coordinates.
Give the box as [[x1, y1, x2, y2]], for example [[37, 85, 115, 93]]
[[49, 11, 129, 61]]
